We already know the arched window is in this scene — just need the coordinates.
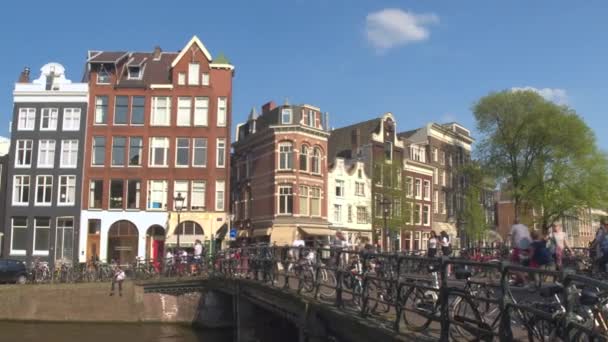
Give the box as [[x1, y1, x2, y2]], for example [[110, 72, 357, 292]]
[[312, 147, 321, 174], [300, 145, 309, 171], [279, 142, 293, 170], [175, 221, 204, 235]]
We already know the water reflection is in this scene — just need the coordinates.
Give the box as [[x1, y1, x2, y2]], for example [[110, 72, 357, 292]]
[[0, 322, 233, 342]]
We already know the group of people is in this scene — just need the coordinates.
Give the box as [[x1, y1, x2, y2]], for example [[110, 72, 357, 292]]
[[427, 230, 453, 258], [164, 240, 206, 265]]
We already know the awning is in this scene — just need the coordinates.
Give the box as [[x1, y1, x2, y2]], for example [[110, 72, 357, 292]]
[[237, 230, 249, 238], [252, 228, 272, 237], [215, 223, 228, 240], [299, 227, 333, 236], [270, 227, 295, 246]]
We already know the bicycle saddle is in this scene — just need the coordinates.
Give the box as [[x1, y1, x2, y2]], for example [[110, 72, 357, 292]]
[[539, 284, 564, 298], [580, 289, 599, 306], [455, 268, 472, 280]]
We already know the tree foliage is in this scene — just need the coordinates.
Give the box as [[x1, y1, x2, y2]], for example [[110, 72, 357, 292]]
[[473, 90, 608, 229], [459, 163, 492, 245]]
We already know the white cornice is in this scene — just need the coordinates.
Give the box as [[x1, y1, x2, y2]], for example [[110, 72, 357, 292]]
[[149, 84, 173, 89], [371, 112, 405, 148], [171, 36, 213, 67], [403, 160, 434, 176], [210, 63, 235, 71]]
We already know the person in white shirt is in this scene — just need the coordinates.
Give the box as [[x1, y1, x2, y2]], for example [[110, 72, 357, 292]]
[[510, 219, 531, 264], [194, 240, 203, 261], [549, 223, 572, 271], [110, 266, 126, 297], [428, 231, 438, 257]]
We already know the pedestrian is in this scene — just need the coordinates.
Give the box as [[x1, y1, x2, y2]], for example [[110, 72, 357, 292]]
[[529, 230, 552, 289], [548, 223, 572, 271], [440, 231, 452, 257], [509, 218, 531, 286], [591, 218, 608, 272], [110, 266, 126, 296], [427, 231, 438, 258]]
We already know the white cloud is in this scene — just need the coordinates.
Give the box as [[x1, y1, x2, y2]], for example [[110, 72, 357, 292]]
[[511, 86, 568, 105], [365, 8, 439, 53]]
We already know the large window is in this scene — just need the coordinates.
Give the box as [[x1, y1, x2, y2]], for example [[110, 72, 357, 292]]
[[310, 187, 321, 216], [281, 108, 292, 124], [217, 97, 227, 127], [307, 110, 315, 127], [414, 204, 422, 225], [149, 137, 169, 166], [433, 190, 439, 214], [131, 96, 145, 125], [193, 138, 207, 167], [89, 180, 103, 209], [384, 142, 393, 161], [15, 140, 32, 167], [62, 108, 81, 131], [35, 175, 53, 205], [278, 185, 293, 215], [215, 180, 225, 211], [147, 180, 167, 210], [279, 142, 293, 170], [410, 145, 426, 162], [129, 137, 143, 166], [17, 108, 36, 130], [92, 137, 106, 166], [176, 138, 189, 166], [177, 97, 191, 126], [434, 168, 438, 184], [33, 218, 50, 255], [216, 138, 226, 168], [55, 218, 74, 262], [10, 217, 27, 255], [194, 97, 209, 126], [173, 181, 189, 210], [312, 148, 321, 174], [333, 204, 342, 222], [356, 207, 368, 224], [37, 140, 56, 168], [58, 175, 76, 205], [299, 185, 309, 216], [393, 198, 402, 217], [432, 148, 438, 162], [355, 182, 365, 196], [423, 205, 430, 226], [423, 180, 431, 200], [188, 63, 200, 85], [191, 181, 206, 210], [202, 72, 210, 86], [414, 179, 422, 198], [40, 108, 58, 130], [151, 97, 171, 126], [95, 96, 108, 124], [109, 137, 125, 166], [335, 180, 345, 197], [113, 96, 128, 124], [299, 145, 308, 171], [12, 175, 30, 205], [127, 180, 141, 209], [109, 180, 124, 209]]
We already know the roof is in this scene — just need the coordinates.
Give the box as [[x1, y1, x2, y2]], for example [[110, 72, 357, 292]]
[[397, 129, 418, 139], [213, 53, 230, 64], [328, 118, 381, 160], [88, 51, 128, 64]]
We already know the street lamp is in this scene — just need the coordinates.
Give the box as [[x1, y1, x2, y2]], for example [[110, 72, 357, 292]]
[[174, 192, 185, 249], [380, 197, 392, 252]]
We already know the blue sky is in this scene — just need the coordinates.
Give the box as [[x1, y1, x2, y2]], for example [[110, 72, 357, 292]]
[[1, 0, 607, 148]]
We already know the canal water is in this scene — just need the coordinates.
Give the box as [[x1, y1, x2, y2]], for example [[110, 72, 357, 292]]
[[0, 322, 233, 342]]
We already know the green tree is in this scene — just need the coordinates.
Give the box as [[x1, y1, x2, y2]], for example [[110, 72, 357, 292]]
[[458, 163, 492, 246], [473, 90, 608, 230]]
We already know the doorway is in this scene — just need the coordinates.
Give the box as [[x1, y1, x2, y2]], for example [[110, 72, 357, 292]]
[[107, 220, 138, 265], [86, 219, 101, 263], [146, 225, 165, 268]]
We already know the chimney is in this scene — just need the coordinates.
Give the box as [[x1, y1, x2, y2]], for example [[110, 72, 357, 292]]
[[324, 112, 329, 131], [18, 67, 30, 83], [261, 101, 276, 114], [153, 46, 162, 60]]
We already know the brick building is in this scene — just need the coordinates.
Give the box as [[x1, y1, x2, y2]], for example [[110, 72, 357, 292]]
[[79, 36, 234, 264], [232, 102, 331, 245]]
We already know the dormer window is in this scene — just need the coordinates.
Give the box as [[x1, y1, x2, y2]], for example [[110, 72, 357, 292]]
[[97, 66, 110, 84], [188, 63, 200, 85], [307, 110, 315, 127], [128, 66, 141, 80], [281, 108, 292, 124]]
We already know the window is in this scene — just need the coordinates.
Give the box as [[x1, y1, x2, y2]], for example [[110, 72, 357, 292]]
[[281, 108, 292, 124], [37, 140, 56, 168], [176, 138, 189, 167], [188, 63, 200, 85], [113, 96, 128, 124], [312, 148, 321, 174], [147, 180, 167, 210], [393, 198, 402, 217], [356, 207, 368, 224], [173, 181, 189, 210], [149, 137, 169, 166], [246, 154, 252, 177], [194, 97, 209, 126], [440, 151, 445, 165], [375, 195, 383, 218], [358, 169, 362, 179], [128, 137, 143, 166], [405, 177, 413, 197], [441, 191, 447, 214], [278, 185, 293, 215], [433, 190, 439, 213], [414, 179, 422, 198], [89, 180, 103, 209], [15, 140, 33, 167], [423, 180, 431, 200], [299, 145, 308, 171], [396, 170, 402, 189], [109, 180, 124, 209], [12, 175, 30, 205], [355, 182, 365, 196], [151, 97, 171, 126], [17, 108, 36, 130], [299, 185, 309, 216], [310, 187, 321, 216], [432, 148, 438, 162], [434, 168, 438, 184], [307, 110, 315, 127], [410, 145, 426, 162], [347, 205, 352, 223], [95, 96, 108, 124], [384, 142, 393, 161], [35, 175, 53, 205], [442, 170, 446, 186], [201, 72, 210, 86], [191, 181, 206, 210], [62, 108, 81, 130], [217, 97, 227, 127], [40, 108, 58, 130], [423, 205, 431, 226], [178, 72, 186, 85], [111, 137, 126, 166], [33, 218, 50, 255], [177, 97, 191, 126], [193, 138, 207, 167], [97, 67, 110, 84], [131, 96, 145, 125], [335, 180, 345, 197], [127, 180, 141, 209], [88, 219, 101, 235], [58, 176, 76, 205], [334, 204, 342, 222], [216, 138, 226, 168], [55, 217, 74, 262], [10, 217, 27, 255], [215, 180, 225, 211], [92, 137, 106, 166], [127, 66, 141, 79], [279, 142, 293, 170], [415, 204, 422, 225]]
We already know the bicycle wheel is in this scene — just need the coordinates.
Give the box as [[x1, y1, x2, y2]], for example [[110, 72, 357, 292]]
[[301, 268, 315, 293], [402, 286, 434, 332], [318, 269, 337, 298], [450, 292, 484, 341]]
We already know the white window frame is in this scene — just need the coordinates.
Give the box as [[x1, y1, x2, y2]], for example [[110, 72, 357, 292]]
[[40, 108, 58, 131], [217, 97, 227, 127], [279, 142, 293, 170], [215, 180, 225, 211], [94, 96, 108, 125], [18, 108, 36, 131], [151, 96, 171, 126], [128, 137, 143, 167], [311, 148, 321, 174], [149, 137, 169, 167], [126, 180, 141, 210], [193, 138, 207, 167], [433, 190, 439, 214], [10, 217, 27, 256], [299, 185, 309, 216], [97, 67, 110, 84], [58, 175, 76, 206], [37, 140, 56, 168], [201, 72, 210, 86], [12, 175, 30, 206], [281, 108, 292, 124], [310, 187, 321, 217], [432, 148, 438, 162], [278, 185, 293, 215], [127, 66, 142, 80], [55, 217, 74, 262], [188, 63, 200, 85], [175, 138, 190, 167], [147, 180, 167, 210], [15, 139, 33, 168], [442, 170, 446, 186], [177, 97, 192, 126], [62, 108, 81, 131], [355, 182, 365, 196], [414, 178, 422, 199], [191, 181, 206, 210], [423, 205, 431, 226], [60, 140, 78, 168], [334, 204, 342, 223], [336, 180, 345, 197], [89, 180, 103, 209], [173, 180, 189, 210], [423, 180, 431, 200], [178, 72, 186, 85], [35, 175, 53, 206], [216, 138, 226, 168], [33, 218, 51, 256], [194, 97, 209, 126], [307, 110, 315, 127]]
